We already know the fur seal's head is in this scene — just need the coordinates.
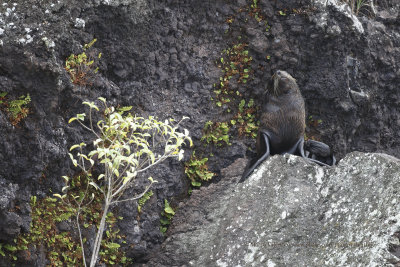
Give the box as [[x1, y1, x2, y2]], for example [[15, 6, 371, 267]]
[[268, 70, 299, 96]]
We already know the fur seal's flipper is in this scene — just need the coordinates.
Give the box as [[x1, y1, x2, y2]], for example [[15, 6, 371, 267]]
[[298, 139, 336, 166], [239, 132, 271, 183]]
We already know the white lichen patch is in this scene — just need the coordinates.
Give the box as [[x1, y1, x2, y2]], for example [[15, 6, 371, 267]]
[[244, 244, 258, 263], [315, 168, 324, 184], [281, 211, 287, 220], [267, 259, 276, 267], [313, 0, 364, 34], [74, 18, 85, 28], [216, 259, 228, 267]]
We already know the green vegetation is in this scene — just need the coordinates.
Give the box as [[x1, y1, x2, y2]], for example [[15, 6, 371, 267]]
[[184, 152, 215, 187], [249, 0, 263, 22], [65, 39, 101, 86], [235, 99, 258, 138], [183, 0, 271, 190], [0, 92, 31, 126], [201, 121, 231, 146], [58, 98, 192, 267], [216, 43, 253, 91], [138, 191, 154, 213], [160, 199, 175, 234], [0, 174, 131, 266], [210, 42, 259, 140]]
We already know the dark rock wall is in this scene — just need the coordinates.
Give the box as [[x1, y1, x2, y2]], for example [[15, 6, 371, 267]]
[[0, 0, 399, 264]]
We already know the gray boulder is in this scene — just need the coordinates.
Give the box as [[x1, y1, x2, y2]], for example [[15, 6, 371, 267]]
[[146, 152, 400, 266]]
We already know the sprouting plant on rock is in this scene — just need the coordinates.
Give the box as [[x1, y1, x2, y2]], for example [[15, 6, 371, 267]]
[[137, 190, 154, 213], [234, 99, 258, 138], [55, 97, 192, 267], [201, 121, 231, 146], [65, 39, 101, 86], [184, 151, 215, 187], [160, 199, 175, 234], [0, 92, 31, 126]]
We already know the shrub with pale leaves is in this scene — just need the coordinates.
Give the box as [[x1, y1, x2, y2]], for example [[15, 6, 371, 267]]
[[55, 97, 192, 267]]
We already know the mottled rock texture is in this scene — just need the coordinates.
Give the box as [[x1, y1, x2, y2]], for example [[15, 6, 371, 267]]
[[146, 153, 400, 266], [0, 0, 399, 264]]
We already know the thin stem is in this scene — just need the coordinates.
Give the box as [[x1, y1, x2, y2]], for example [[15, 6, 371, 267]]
[[111, 183, 153, 205], [89, 199, 110, 267], [76, 209, 87, 267]]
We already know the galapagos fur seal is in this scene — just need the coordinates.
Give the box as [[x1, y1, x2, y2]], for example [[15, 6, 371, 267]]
[[239, 70, 335, 182]]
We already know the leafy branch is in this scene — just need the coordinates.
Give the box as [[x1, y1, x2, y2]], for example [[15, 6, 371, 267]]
[[55, 97, 192, 267]]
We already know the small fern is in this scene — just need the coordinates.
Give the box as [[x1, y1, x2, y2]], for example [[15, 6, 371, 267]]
[[137, 190, 154, 213], [65, 39, 101, 86], [0, 92, 31, 125]]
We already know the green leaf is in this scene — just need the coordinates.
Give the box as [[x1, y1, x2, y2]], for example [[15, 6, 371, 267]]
[[68, 117, 77, 124], [117, 106, 133, 113], [191, 181, 201, 187], [89, 182, 101, 191], [69, 144, 80, 151], [53, 193, 64, 199], [105, 242, 120, 249], [98, 97, 106, 104], [76, 113, 86, 121], [4, 244, 17, 252], [164, 200, 175, 215], [160, 218, 170, 225]]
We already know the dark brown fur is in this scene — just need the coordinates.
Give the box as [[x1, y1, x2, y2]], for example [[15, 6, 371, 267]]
[[240, 70, 306, 181], [257, 70, 305, 155]]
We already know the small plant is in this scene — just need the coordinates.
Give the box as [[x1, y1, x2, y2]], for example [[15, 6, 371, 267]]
[[249, 0, 263, 22], [65, 39, 101, 86], [234, 99, 258, 138], [0, 92, 31, 126], [57, 97, 192, 267], [201, 121, 231, 146], [278, 10, 287, 16], [213, 43, 253, 113], [184, 152, 215, 187], [137, 190, 154, 213], [160, 199, 175, 234], [0, 174, 133, 266]]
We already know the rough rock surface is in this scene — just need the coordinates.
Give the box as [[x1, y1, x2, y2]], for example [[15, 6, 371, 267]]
[[0, 0, 399, 264], [146, 152, 400, 266]]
